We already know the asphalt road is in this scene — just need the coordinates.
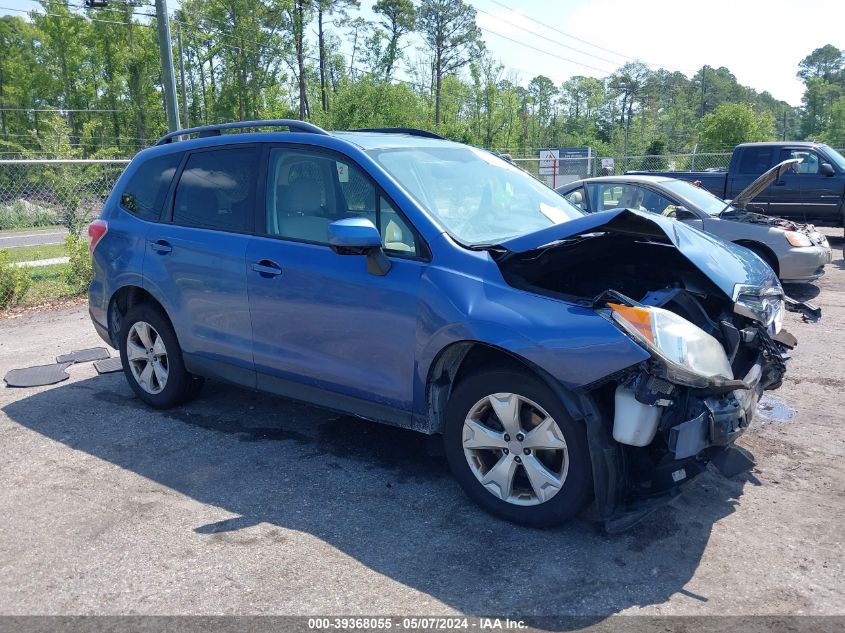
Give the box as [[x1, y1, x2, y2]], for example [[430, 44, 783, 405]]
[[0, 227, 68, 248], [0, 232, 843, 620]]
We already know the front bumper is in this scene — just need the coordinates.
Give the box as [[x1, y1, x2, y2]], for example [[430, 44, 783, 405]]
[[779, 244, 832, 282], [588, 328, 789, 532]]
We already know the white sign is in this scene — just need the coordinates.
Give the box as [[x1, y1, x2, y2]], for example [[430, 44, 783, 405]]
[[601, 158, 615, 171], [538, 149, 559, 175], [336, 161, 349, 183]]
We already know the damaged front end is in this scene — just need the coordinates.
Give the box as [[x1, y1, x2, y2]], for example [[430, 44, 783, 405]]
[[495, 208, 818, 531]]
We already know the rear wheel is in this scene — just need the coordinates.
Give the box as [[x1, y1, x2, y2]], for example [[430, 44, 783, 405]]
[[119, 304, 203, 409], [443, 368, 592, 527]]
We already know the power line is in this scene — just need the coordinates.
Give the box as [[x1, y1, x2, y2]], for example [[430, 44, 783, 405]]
[[474, 6, 621, 68], [479, 26, 616, 75], [482, 0, 697, 73]]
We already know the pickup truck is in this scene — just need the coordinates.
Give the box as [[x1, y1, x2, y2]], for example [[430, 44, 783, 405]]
[[628, 142, 845, 226]]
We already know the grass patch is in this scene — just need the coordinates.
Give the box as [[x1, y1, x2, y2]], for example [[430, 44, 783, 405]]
[[1, 243, 67, 263], [18, 263, 81, 306]]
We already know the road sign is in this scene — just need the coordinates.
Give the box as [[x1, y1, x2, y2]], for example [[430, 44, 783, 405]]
[[538, 149, 559, 175]]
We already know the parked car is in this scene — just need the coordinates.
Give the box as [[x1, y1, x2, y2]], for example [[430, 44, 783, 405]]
[[88, 121, 811, 531], [627, 141, 845, 227], [557, 160, 832, 282]]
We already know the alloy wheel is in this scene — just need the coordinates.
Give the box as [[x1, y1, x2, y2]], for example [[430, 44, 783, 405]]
[[462, 392, 569, 506], [126, 321, 169, 395]]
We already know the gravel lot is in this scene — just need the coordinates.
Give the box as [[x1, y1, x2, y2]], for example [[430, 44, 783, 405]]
[[0, 231, 843, 620]]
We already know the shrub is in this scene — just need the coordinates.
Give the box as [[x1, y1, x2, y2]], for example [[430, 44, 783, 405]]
[[64, 233, 93, 295], [0, 251, 32, 309], [0, 199, 61, 230]]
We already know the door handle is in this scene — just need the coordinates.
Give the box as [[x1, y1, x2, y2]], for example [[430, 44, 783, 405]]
[[252, 260, 282, 277], [149, 240, 172, 254]]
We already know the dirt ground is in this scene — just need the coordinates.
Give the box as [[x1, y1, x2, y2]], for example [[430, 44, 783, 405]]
[[0, 231, 842, 622]]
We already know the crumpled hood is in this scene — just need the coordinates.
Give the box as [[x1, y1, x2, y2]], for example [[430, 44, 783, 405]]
[[497, 208, 780, 300]]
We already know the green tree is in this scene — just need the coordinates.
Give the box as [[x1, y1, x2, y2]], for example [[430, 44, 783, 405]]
[[373, 0, 415, 80], [417, 0, 482, 126], [698, 103, 775, 151]]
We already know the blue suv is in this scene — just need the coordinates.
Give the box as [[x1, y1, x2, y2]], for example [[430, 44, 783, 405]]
[[89, 121, 800, 530]]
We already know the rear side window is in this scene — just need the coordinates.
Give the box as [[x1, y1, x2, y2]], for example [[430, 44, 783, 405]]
[[120, 152, 183, 221], [173, 147, 259, 232], [737, 147, 775, 174]]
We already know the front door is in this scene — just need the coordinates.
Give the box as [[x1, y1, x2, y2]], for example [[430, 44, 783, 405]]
[[246, 146, 424, 417]]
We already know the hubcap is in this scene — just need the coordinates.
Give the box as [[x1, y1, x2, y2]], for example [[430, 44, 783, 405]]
[[462, 393, 569, 506], [126, 321, 169, 395]]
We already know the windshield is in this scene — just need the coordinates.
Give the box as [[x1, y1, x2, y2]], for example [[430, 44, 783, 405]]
[[822, 145, 845, 171], [368, 146, 583, 245], [661, 178, 732, 216]]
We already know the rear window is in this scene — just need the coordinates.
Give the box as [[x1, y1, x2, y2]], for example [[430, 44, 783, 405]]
[[120, 152, 183, 221], [172, 147, 259, 232], [737, 147, 775, 175]]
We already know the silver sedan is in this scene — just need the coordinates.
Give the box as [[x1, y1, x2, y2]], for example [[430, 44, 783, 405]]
[[557, 165, 831, 283]]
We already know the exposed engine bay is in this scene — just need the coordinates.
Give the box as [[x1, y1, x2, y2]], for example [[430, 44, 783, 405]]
[[496, 229, 806, 530]]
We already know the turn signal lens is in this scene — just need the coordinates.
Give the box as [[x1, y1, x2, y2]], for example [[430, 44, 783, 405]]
[[608, 303, 654, 344]]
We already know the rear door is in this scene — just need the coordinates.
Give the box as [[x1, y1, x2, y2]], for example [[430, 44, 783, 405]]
[[246, 144, 425, 418], [143, 144, 260, 386]]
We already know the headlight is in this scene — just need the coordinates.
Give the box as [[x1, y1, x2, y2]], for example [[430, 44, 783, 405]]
[[609, 303, 733, 386], [785, 231, 812, 247], [733, 284, 784, 334]]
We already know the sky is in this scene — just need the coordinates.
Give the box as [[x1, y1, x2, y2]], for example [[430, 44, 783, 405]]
[[3, 0, 844, 106]]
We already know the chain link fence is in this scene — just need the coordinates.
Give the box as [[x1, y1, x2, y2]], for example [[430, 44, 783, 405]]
[[0, 159, 128, 310], [510, 153, 734, 186]]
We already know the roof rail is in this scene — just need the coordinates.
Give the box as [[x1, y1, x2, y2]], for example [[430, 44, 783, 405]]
[[155, 119, 329, 146], [350, 127, 445, 140]]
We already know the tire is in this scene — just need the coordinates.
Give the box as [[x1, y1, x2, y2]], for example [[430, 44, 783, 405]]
[[118, 303, 204, 409], [443, 367, 592, 527]]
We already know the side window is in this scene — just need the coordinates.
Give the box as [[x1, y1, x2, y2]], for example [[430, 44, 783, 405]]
[[265, 148, 419, 255], [380, 197, 417, 255], [738, 147, 775, 174], [585, 184, 621, 211], [638, 189, 677, 216], [120, 152, 182, 221], [564, 187, 587, 211], [784, 150, 820, 174], [173, 147, 259, 232]]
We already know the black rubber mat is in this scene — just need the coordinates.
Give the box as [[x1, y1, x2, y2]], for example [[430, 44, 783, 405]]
[[93, 357, 123, 375], [56, 347, 110, 364], [4, 362, 72, 388]]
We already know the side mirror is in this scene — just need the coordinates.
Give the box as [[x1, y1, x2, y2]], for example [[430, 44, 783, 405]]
[[674, 205, 697, 220], [820, 163, 835, 177], [327, 217, 391, 276]]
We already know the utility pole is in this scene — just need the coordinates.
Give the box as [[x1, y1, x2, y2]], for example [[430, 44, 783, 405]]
[[177, 22, 189, 130], [782, 108, 788, 141], [699, 65, 706, 118], [155, 0, 180, 133]]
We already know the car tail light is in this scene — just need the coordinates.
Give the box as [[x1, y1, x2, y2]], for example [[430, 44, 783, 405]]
[[88, 219, 108, 255]]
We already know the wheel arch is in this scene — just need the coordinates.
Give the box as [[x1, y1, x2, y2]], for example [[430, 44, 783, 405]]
[[425, 341, 594, 436], [106, 285, 172, 347]]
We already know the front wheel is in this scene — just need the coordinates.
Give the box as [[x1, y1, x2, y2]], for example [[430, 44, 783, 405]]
[[443, 368, 592, 527], [119, 304, 203, 409]]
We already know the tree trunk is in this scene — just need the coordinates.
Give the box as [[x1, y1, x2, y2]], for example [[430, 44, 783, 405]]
[[296, 0, 309, 120], [434, 50, 442, 126], [318, 8, 328, 113]]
